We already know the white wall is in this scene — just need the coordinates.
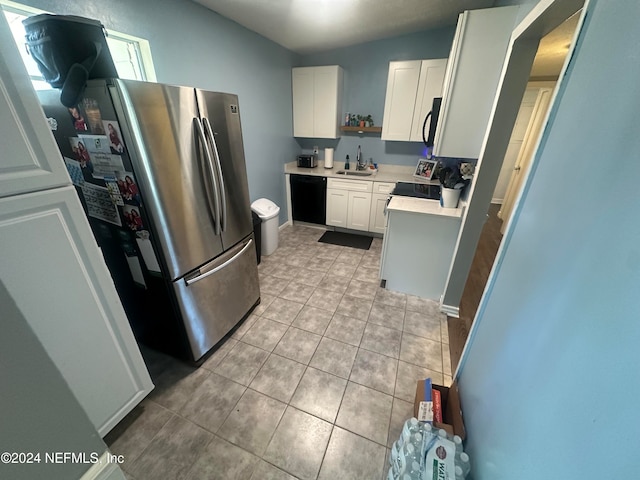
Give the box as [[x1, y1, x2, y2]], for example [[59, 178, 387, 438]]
[[0, 281, 110, 479], [458, 1, 640, 478]]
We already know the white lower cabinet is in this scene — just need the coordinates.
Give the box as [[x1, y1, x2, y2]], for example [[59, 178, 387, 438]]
[[381, 206, 462, 300], [326, 179, 396, 234], [370, 182, 395, 234], [326, 178, 373, 232], [346, 191, 372, 231], [0, 187, 153, 436], [326, 188, 348, 227], [369, 194, 389, 234]]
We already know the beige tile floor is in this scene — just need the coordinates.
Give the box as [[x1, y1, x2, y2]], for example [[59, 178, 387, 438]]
[[106, 224, 453, 480]]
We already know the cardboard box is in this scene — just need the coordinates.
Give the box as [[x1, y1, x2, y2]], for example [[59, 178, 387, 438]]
[[414, 379, 466, 440]]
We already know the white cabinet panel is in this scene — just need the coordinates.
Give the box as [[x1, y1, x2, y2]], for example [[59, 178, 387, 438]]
[[292, 69, 315, 138], [347, 191, 371, 231], [326, 188, 348, 227], [434, 6, 519, 158], [381, 61, 421, 141], [381, 59, 447, 142], [369, 193, 389, 234], [327, 177, 372, 192], [327, 186, 371, 231], [373, 182, 395, 195], [0, 17, 70, 197], [410, 59, 447, 142], [292, 66, 343, 139], [0, 187, 153, 436]]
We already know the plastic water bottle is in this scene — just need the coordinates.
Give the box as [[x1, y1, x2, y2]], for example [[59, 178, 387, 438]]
[[402, 468, 420, 480], [404, 443, 420, 466], [422, 422, 434, 439], [402, 418, 420, 439], [438, 428, 449, 439], [391, 441, 401, 475], [409, 460, 421, 479], [458, 452, 471, 477], [411, 432, 424, 465], [391, 441, 408, 479], [399, 418, 420, 449], [391, 441, 398, 466], [454, 465, 464, 479], [453, 435, 463, 456]]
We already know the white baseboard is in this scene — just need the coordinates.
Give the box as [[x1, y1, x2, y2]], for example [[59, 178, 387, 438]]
[[279, 221, 291, 230], [80, 452, 126, 480], [491, 198, 503, 205], [440, 303, 460, 318]]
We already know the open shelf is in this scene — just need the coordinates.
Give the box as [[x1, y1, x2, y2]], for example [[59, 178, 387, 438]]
[[340, 126, 383, 134]]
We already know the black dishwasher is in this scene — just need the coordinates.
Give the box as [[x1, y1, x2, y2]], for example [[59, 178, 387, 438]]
[[290, 175, 326, 225]]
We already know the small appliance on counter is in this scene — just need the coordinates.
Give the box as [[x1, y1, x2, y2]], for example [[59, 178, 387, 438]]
[[297, 154, 318, 168]]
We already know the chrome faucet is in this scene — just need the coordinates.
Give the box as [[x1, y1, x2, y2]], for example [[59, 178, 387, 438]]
[[356, 145, 365, 170]]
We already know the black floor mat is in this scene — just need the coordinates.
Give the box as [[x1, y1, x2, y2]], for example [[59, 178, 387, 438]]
[[318, 231, 372, 250]]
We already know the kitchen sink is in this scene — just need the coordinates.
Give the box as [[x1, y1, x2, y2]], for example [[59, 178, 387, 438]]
[[335, 170, 373, 177]]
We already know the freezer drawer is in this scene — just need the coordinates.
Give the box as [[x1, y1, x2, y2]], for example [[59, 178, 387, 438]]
[[172, 234, 260, 361]]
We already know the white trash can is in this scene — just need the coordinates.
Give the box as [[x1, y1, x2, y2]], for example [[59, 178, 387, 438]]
[[251, 198, 280, 256]]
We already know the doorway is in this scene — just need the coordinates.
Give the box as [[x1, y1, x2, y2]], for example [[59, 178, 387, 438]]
[[447, 3, 585, 371]]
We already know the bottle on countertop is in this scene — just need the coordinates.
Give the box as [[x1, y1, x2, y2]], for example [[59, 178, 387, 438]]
[[345, 112, 350, 126], [345, 154, 350, 170]]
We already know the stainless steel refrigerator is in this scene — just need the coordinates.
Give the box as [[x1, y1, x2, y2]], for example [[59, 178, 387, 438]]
[[38, 79, 260, 363]]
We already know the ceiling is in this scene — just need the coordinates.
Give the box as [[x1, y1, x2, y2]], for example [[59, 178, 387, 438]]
[[192, 0, 498, 54], [192, 0, 580, 78], [529, 11, 580, 79]]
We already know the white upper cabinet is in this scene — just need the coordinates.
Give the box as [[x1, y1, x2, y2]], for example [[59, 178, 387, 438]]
[[381, 59, 447, 142], [292, 65, 343, 139], [0, 17, 70, 198], [434, 6, 519, 159]]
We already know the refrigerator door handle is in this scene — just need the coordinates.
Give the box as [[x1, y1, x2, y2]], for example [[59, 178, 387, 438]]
[[202, 117, 227, 233], [184, 238, 253, 286], [194, 117, 222, 235]]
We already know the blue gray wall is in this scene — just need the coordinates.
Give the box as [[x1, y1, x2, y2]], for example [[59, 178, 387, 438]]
[[19, 0, 457, 222], [458, 1, 640, 478], [297, 27, 456, 167], [19, 0, 300, 223]]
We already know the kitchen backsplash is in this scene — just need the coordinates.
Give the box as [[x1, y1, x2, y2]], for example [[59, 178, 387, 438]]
[[295, 137, 427, 167]]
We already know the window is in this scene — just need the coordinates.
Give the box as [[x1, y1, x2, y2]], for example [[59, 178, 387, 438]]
[[1, 0, 156, 89]]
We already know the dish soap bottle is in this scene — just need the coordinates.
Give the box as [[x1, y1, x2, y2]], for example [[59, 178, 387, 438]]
[[345, 154, 350, 170]]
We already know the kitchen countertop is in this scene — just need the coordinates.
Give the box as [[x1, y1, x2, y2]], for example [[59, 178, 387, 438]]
[[386, 195, 464, 218], [285, 160, 464, 218]]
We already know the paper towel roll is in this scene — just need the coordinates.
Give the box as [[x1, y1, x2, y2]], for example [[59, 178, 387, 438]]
[[324, 148, 334, 169]]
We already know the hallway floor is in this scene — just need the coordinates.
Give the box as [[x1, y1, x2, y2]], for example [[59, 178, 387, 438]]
[[448, 203, 503, 372], [106, 224, 452, 480]]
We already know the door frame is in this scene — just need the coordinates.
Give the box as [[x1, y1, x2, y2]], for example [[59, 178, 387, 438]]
[[442, 0, 590, 373]]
